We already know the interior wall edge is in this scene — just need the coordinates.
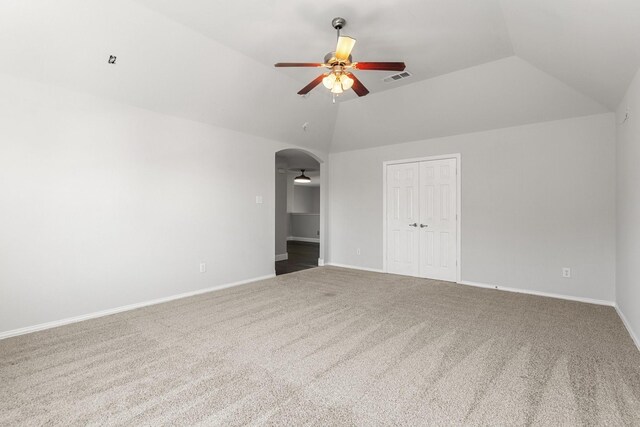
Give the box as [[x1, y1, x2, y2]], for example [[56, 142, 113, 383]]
[[615, 304, 640, 351], [614, 64, 640, 355], [328, 111, 614, 155]]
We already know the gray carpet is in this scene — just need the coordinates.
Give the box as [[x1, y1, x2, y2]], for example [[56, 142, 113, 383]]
[[1, 266, 639, 425]]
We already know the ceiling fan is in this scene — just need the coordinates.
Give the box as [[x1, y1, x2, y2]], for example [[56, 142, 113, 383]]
[[275, 17, 406, 98]]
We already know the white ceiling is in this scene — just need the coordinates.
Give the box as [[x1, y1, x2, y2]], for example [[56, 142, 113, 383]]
[[276, 149, 320, 170], [331, 56, 608, 151], [0, 0, 338, 152], [2, 0, 640, 152], [132, 0, 640, 109], [502, 0, 640, 110]]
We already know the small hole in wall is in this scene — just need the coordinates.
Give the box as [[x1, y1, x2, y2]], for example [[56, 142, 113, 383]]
[[108, 55, 117, 64]]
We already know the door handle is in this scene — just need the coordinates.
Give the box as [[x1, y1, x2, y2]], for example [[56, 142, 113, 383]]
[[420, 224, 428, 228], [409, 223, 417, 227]]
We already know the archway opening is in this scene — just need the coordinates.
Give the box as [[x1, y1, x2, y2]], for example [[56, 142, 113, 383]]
[[275, 149, 321, 275]]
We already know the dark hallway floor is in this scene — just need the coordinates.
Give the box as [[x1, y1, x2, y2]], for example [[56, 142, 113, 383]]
[[275, 241, 319, 275]]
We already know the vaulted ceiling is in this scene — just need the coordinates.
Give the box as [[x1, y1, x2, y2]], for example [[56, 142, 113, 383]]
[[132, 0, 515, 99], [2, 0, 639, 152]]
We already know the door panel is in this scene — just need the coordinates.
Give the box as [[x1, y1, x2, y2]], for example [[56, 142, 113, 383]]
[[419, 158, 457, 281], [386, 163, 420, 276]]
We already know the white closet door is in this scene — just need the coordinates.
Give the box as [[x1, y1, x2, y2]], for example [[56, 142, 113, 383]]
[[386, 163, 420, 276], [418, 158, 457, 281]]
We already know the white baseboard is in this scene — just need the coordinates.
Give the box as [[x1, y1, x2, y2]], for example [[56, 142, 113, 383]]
[[457, 280, 615, 307], [615, 304, 640, 352], [326, 262, 385, 273], [287, 236, 320, 243], [318, 258, 325, 267], [275, 253, 288, 262], [322, 267, 615, 308], [0, 274, 276, 341]]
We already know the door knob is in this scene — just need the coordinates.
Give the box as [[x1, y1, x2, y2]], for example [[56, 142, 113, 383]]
[[420, 224, 428, 228], [409, 223, 417, 227]]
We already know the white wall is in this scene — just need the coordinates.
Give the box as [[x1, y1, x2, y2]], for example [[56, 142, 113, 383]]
[[274, 169, 288, 257], [0, 73, 327, 335], [289, 214, 320, 240], [328, 114, 616, 302], [310, 187, 321, 214], [616, 67, 640, 347], [292, 186, 320, 214], [286, 174, 295, 213], [289, 186, 320, 241]]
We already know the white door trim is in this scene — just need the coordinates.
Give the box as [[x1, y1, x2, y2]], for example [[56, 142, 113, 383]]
[[382, 154, 461, 282]]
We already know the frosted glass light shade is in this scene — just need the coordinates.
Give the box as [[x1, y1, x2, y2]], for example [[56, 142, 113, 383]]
[[322, 73, 336, 89], [341, 75, 354, 90]]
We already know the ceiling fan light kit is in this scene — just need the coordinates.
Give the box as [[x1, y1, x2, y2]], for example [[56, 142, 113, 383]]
[[275, 18, 406, 99], [323, 67, 354, 94]]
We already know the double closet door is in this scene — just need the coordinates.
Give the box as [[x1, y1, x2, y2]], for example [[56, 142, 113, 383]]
[[386, 158, 458, 281]]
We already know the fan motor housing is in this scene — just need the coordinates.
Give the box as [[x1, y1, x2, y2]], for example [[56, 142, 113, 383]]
[[324, 52, 352, 66]]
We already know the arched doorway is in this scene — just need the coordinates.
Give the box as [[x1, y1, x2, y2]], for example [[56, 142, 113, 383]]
[[275, 149, 321, 275]]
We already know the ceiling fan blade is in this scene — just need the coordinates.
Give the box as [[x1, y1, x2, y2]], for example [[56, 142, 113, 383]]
[[352, 62, 406, 71], [335, 36, 356, 61], [347, 73, 369, 97], [275, 63, 325, 67], [297, 74, 326, 95]]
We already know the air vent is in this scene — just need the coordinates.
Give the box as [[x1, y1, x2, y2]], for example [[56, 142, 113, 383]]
[[383, 71, 411, 83]]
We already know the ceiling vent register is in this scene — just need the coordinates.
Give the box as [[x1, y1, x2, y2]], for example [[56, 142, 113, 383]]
[[383, 71, 412, 83]]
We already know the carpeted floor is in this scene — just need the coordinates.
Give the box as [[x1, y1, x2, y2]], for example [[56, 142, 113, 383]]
[[1, 266, 639, 425]]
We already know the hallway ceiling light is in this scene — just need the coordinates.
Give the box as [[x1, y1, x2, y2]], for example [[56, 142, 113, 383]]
[[294, 169, 311, 183]]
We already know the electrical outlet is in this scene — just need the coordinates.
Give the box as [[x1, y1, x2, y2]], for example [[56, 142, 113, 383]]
[[356, 248, 361, 256], [200, 263, 206, 273], [562, 267, 571, 278]]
